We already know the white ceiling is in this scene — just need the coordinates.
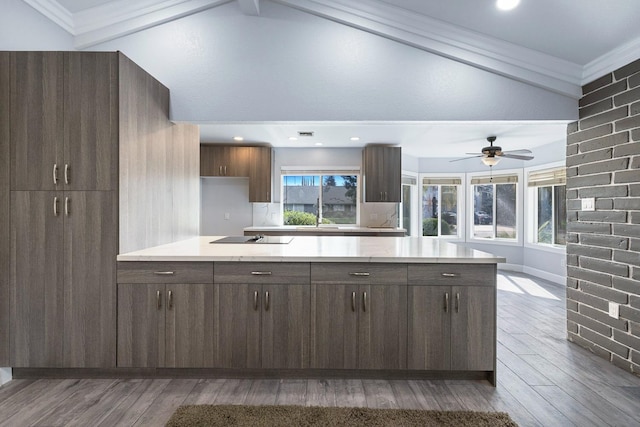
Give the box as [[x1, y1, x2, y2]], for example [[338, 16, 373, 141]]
[[27, 0, 640, 158]]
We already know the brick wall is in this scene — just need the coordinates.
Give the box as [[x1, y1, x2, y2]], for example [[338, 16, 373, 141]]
[[566, 58, 640, 375]]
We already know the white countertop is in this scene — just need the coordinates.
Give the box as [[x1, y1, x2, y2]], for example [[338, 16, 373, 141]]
[[244, 226, 405, 234], [117, 236, 505, 264]]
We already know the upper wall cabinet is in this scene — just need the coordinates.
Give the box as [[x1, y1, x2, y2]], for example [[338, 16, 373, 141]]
[[10, 52, 117, 191], [201, 145, 273, 203], [362, 145, 401, 203]]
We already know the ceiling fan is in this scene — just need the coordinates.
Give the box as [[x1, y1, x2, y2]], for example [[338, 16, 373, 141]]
[[450, 136, 534, 166]]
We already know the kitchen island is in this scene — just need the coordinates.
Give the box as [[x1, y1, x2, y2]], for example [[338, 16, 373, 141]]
[[116, 236, 504, 385]]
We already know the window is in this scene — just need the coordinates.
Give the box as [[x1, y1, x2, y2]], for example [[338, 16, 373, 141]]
[[281, 172, 359, 225], [421, 177, 462, 237], [470, 174, 518, 240], [400, 175, 418, 236], [528, 168, 566, 246]]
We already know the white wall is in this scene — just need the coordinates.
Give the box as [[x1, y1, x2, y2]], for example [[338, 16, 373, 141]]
[[200, 177, 253, 235], [88, 1, 577, 123], [0, 0, 74, 49]]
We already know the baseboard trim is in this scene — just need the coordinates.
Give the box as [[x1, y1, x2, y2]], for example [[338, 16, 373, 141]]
[[497, 263, 565, 286]]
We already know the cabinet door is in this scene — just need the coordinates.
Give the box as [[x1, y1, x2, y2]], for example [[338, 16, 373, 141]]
[[63, 191, 117, 367], [262, 284, 309, 369], [200, 145, 220, 176], [363, 146, 401, 202], [310, 284, 358, 369], [228, 146, 250, 176], [408, 286, 451, 370], [249, 147, 272, 202], [358, 285, 407, 370], [10, 191, 64, 367], [215, 283, 261, 368], [10, 52, 64, 191], [117, 283, 164, 367], [451, 286, 495, 371], [0, 51, 9, 366], [64, 52, 117, 191], [165, 284, 215, 368]]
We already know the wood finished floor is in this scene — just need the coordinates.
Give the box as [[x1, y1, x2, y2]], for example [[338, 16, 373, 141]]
[[1, 271, 639, 427]]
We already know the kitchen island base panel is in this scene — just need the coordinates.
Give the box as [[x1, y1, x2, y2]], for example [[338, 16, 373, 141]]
[[12, 368, 495, 385]]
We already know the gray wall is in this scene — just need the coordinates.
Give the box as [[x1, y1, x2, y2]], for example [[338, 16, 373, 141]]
[[0, 0, 73, 49], [201, 177, 253, 235], [566, 58, 640, 374]]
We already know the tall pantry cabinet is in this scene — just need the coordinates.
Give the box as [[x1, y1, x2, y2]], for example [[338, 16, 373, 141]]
[[2, 52, 199, 368], [0, 52, 9, 367]]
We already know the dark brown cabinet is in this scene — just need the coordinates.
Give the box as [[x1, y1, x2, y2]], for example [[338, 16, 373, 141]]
[[310, 263, 407, 370], [0, 52, 10, 366], [407, 264, 496, 375], [362, 145, 401, 202], [214, 262, 310, 369], [201, 145, 272, 202]]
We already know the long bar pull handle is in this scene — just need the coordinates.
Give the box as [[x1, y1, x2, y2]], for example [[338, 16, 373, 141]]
[[251, 271, 272, 276], [64, 197, 70, 216], [363, 291, 367, 312], [53, 163, 58, 185], [455, 293, 460, 313], [254, 291, 259, 311], [64, 164, 70, 185], [265, 291, 270, 311], [154, 271, 175, 276], [380, 191, 383, 201], [219, 165, 222, 175], [156, 290, 162, 310], [53, 197, 58, 216], [445, 292, 449, 313], [441, 273, 458, 278], [351, 291, 356, 312], [349, 272, 370, 277], [168, 290, 173, 310], [224, 165, 227, 175]]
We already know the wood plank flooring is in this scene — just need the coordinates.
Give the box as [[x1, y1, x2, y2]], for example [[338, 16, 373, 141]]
[[1, 271, 639, 426]]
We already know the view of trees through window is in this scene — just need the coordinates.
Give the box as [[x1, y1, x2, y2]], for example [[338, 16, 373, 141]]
[[282, 175, 358, 225], [473, 183, 517, 239], [422, 185, 458, 236], [537, 185, 567, 245]]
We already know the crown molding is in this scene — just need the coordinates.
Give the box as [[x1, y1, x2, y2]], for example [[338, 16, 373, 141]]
[[23, 0, 74, 33], [582, 37, 640, 86], [274, 0, 583, 98]]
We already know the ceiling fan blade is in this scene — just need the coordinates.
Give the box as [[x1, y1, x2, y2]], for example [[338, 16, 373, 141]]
[[502, 149, 533, 154], [449, 155, 482, 162], [500, 153, 534, 161]]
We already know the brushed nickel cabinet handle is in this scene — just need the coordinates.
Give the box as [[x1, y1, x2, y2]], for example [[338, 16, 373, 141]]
[[224, 165, 227, 175], [64, 164, 70, 184], [445, 292, 449, 313], [154, 271, 174, 275], [156, 290, 162, 310], [53, 196, 59, 216], [265, 291, 270, 311], [64, 197, 70, 216], [455, 292, 460, 313], [351, 291, 356, 312], [363, 291, 367, 312], [380, 191, 383, 201], [441, 273, 458, 278], [168, 290, 173, 310], [219, 165, 222, 175], [53, 163, 58, 185], [253, 291, 259, 311], [349, 272, 370, 277], [251, 271, 272, 276]]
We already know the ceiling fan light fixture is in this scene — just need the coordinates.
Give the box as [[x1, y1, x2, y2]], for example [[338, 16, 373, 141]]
[[481, 156, 502, 166]]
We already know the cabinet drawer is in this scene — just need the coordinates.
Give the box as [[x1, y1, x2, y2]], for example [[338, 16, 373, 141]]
[[311, 263, 407, 285], [117, 262, 213, 284], [408, 264, 495, 286], [214, 262, 309, 284]]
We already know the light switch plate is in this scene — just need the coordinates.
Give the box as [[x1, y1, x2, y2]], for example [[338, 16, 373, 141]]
[[608, 302, 619, 319], [581, 198, 595, 211]]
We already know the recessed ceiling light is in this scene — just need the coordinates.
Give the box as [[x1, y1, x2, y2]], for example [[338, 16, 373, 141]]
[[233, 136, 244, 141], [315, 142, 323, 146], [288, 137, 298, 141], [496, 0, 520, 10], [350, 137, 360, 141]]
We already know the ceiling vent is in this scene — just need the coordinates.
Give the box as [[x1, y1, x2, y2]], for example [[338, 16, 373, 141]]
[[298, 131, 314, 137]]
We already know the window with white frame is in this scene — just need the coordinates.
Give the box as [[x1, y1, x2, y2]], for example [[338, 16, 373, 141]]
[[470, 174, 518, 240], [528, 167, 566, 246], [281, 169, 359, 225], [421, 177, 462, 237]]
